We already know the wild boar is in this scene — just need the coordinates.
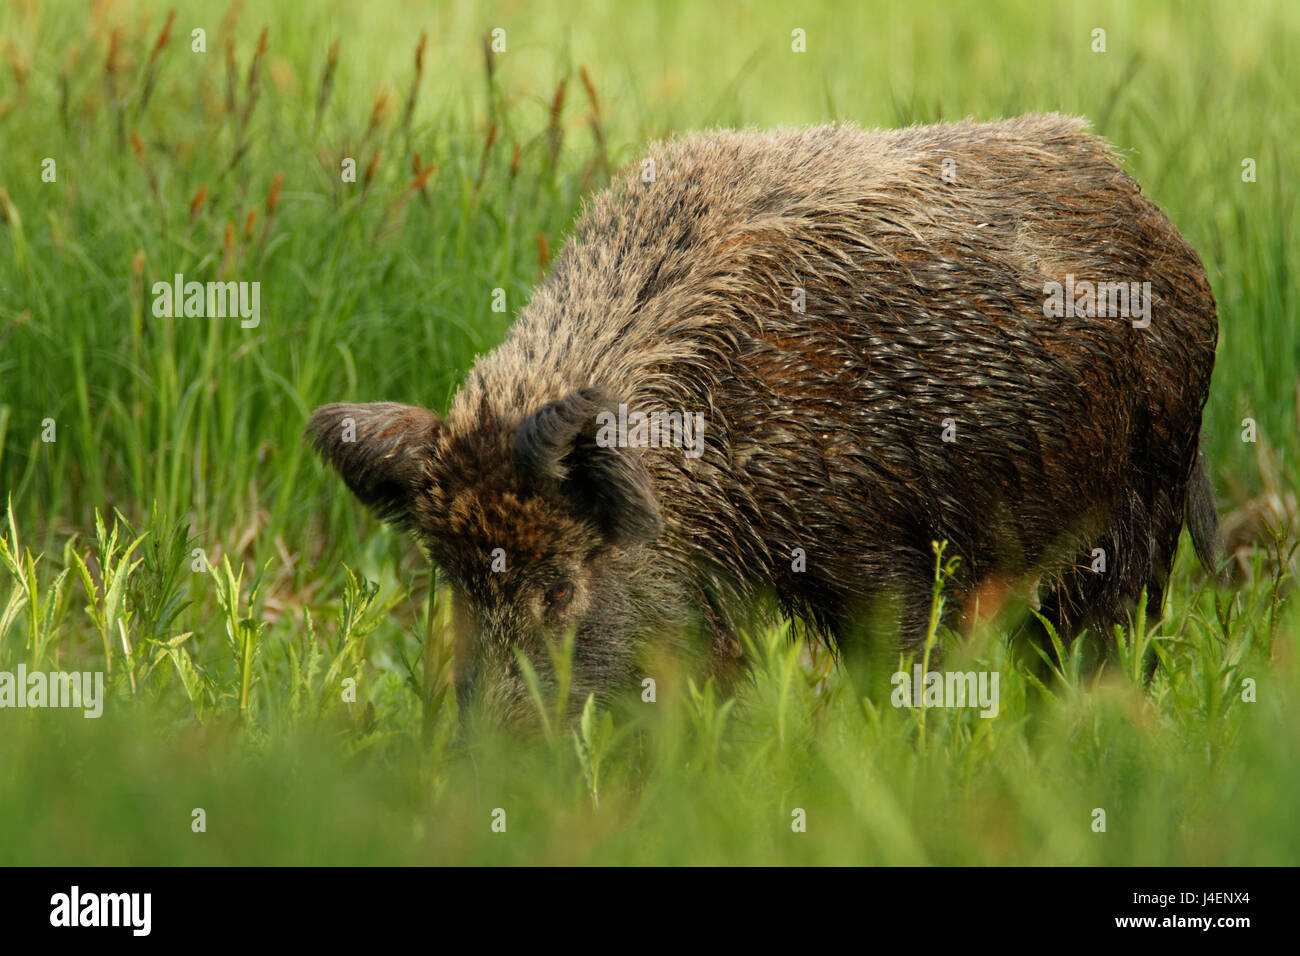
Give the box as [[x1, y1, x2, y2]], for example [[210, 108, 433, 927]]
[[309, 114, 1221, 727]]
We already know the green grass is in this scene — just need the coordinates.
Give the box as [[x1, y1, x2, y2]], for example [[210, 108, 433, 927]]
[[0, 0, 1297, 865]]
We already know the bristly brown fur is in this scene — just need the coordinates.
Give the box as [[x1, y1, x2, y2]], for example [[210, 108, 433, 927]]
[[309, 114, 1221, 725]]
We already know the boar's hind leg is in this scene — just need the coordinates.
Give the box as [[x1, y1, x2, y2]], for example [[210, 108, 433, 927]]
[[1020, 483, 1177, 677]]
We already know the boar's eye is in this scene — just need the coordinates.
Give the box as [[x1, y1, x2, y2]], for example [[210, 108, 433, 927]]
[[544, 582, 573, 610]]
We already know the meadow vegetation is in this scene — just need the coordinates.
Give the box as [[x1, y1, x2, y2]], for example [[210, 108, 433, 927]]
[[0, 0, 1296, 864]]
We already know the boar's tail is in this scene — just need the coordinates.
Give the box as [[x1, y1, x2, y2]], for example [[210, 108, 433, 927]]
[[1185, 448, 1226, 584]]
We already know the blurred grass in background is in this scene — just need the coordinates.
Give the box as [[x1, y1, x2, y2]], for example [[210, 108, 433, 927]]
[[0, 0, 1296, 864]]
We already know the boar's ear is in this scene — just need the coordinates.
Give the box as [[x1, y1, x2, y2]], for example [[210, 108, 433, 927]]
[[514, 387, 663, 547], [306, 402, 440, 526]]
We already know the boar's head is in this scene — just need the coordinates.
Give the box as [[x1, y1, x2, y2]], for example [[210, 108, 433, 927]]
[[307, 387, 670, 732]]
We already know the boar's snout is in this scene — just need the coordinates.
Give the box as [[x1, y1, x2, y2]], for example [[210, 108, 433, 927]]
[[454, 643, 535, 734]]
